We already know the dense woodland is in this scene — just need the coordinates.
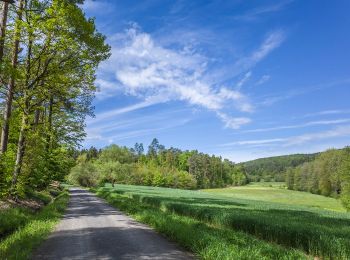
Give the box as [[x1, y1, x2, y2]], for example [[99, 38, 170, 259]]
[[241, 153, 317, 182], [286, 148, 350, 208], [240, 148, 350, 209], [0, 0, 110, 198], [68, 139, 248, 189]]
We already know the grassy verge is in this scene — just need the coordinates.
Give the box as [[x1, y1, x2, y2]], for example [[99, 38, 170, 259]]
[[96, 184, 350, 259], [0, 191, 69, 259], [0, 190, 53, 240], [95, 187, 307, 260]]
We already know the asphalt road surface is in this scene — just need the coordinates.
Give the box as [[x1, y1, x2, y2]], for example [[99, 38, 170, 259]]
[[32, 188, 194, 260]]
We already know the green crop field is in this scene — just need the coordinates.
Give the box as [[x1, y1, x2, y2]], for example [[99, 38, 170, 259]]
[[203, 182, 345, 212], [95, 183, 350, 259]]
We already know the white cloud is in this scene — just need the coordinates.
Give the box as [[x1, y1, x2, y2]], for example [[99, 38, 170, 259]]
[[88, 99, 161, 124], [217, 112, 251, 129], [234, 1, 294, 21], [260, 79, 350, 107], [207, 30, 285, 85], [86, 118, 191, 144], [222, 138, 285, 146], [221, 125, 350, 148], [303, 109, 350, 118], [255, 75, 271, 85], [246, 31, 285, 65], [245, 118, 350, 133], [285, 125, 350, 146], [82, 0, 114, 14], [97, 25, 265, 129], [236, 71, 252, 90]]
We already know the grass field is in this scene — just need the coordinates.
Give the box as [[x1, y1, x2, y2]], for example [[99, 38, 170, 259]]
[[203, 182, 345, 212], [95, 183, 350, 260]]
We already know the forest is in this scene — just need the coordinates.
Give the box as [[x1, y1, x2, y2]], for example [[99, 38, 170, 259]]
[[68, 138, 248, 189], [0, 0, 110, 198], [286, 147, 350, 208], [241, 153, 317, 182]]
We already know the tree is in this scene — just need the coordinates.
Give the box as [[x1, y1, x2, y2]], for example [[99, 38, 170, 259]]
[[0, 0, 25, 154], [134, 142, 144, 156], [340, 148, 350, 210], [0, 0, 110, 197]]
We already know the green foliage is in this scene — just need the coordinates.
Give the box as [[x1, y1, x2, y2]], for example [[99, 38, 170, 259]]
[[67, 161, 99, 187], [96, 184, 350, 259], [286, 148, 350, 206], [69, 141, 246, 190], [0, 0, 110, 197], [241, 153, 317, 182], [340, 148, 350, 209]]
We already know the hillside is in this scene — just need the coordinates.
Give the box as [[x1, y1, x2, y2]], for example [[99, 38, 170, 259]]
[[240, 153, 318, 182]]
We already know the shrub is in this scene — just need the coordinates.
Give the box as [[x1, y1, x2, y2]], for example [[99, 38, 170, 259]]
[[67, 162, 99, 187]]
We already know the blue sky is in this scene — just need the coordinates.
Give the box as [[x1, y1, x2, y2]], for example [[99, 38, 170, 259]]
[[81, 0, 350, 162]]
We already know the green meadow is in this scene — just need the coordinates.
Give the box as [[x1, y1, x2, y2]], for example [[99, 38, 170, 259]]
[[203, 182, 345, 212], [95, 183, 350, 259]]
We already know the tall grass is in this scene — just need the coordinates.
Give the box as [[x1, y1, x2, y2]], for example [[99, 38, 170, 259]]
[[97, 189, 307, 260], [0, 191, 69, 259], [0, 190, 53, 240], [96, 184, 350, 259]]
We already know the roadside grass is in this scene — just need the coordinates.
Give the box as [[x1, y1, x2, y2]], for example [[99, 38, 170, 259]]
[[0, 191, 69, 259], [96, 184, 350, 259], [96, 188, 307, 260], [0, 190, 53, 240], [0, 207, 32, 240]]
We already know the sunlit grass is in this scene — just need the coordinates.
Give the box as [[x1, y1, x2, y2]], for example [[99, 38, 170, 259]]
[[203, 182, 345, 212], [0, 191, 69, 259], [96, 188, 307, 259], [95, 184, 350, 259]]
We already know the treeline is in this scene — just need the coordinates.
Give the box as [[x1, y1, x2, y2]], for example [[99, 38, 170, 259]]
[[241, 154, 317, 182], [286, 148, 350, 209], [68, 139, 248, 189], [0, 0, 110, 198]]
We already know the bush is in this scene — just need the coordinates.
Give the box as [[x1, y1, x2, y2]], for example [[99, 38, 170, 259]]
[[67, 162, 99, 187]]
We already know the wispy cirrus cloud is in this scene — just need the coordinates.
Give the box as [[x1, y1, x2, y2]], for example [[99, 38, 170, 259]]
[[245, 118, 350, 133], [255, 75, 271, 85], [236, 71, 252, 90], [97, 25, 285, 129], [82, 0, 114, 14], [234, 0, 294, 21], [221, 125, 350, 147], [259, 79, 350, 106], [285, 125, 350, 146], [222, 138, 286, 147], [206, 30, 285, 86], [303, 109, 350, 118], [86, 117, 191, 144]]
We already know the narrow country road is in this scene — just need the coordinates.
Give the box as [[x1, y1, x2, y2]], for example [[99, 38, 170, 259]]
[[32, 188, 194, 260]]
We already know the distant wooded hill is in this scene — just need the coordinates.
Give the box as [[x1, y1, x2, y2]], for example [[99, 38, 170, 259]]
[[240, 147, 350, 210], [240, 153, 318, 182]]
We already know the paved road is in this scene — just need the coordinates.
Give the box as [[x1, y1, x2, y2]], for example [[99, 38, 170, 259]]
[[33, 188, 194, 260]]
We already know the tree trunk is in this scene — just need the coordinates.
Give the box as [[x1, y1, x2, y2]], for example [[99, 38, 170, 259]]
[[0, 1, 9, 64], [46, 96, 53, 151], [11, 0, 32, 193], [11, 113, 28, 193], [34, 108, 40, 126], [0, 0, 25, 154]]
